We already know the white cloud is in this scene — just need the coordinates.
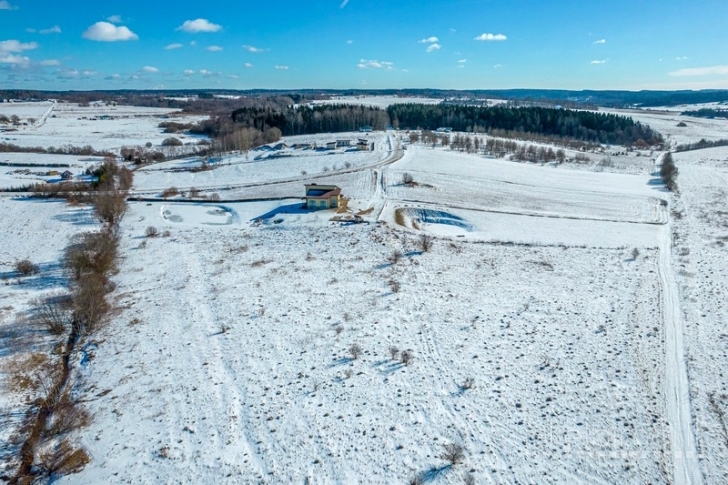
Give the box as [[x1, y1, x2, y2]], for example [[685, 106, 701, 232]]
[[107, 15, 122, 23], [82, 70, 97, 76], [206, 45, 223, 52], [243, 62, 253, 68], [40, 25, 62, 34], [243, 45, 268, 53], [274, 65, 289, 70], [0, 53, 30, 65], [0, 1, 18, 10], [458, 59, 467, 63], [474, 33, 507, 41], [0, 40, 37, 52], [590, 59, 609, 64], [675, 56, 689, 61], [227, 74, 239, 79], [593, 39, 606, 44], [25, 28, 36, 33], [177, 19, 221, 33], [340, 0, 349, 7], [56, 68, 79, 79], [426, 43, 441, 53], [357, 59, 393, 69], [165, 43, 183, 50], [190, 41, 197, 46], [346, 39, 354, 44], [183, 69, 195, 75], [419, 36, 439, 43], [83, 22, 138, 42], [104, 74, 121, 80], [39, 59, 60, 66], [670, 65, 728, 77], [142, 66, 159, 73]]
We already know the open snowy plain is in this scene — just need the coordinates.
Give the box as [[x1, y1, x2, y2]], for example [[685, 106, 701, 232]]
[[1, 101, 727, 484]]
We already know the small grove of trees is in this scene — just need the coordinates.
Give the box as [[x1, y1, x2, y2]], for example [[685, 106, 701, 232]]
[[660, 152, 678, 191], [674, 138, 728, 152]]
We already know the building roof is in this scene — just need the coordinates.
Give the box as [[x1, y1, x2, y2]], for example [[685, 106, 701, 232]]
[[305, 184, 341, 199]]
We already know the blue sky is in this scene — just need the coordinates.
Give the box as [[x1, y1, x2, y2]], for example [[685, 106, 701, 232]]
[[1, 0, 727, 91]]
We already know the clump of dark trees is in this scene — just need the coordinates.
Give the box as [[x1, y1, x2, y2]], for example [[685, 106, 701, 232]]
[[194, 102, 663, 152], [387, 104, 663, 147], [680, 108, 728, 119], [661, 152, 678, 192]]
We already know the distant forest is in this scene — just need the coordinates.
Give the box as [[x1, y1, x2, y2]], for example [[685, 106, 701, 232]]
[[387, 104, 662, 146], [680, 108, 728, 119], [3, 87, 728, 108], [223, 102, 662, 148]]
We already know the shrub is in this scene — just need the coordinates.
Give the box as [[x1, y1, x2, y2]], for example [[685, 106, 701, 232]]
[[349, 344, 362, 360], [402, 172, 414, 185], [161, 137, 183, 146], [15, 259, 39, 276], [388, 345, 399, 360], [145, 226, 159, 238], [400, 350, 413, 366], [95, 190, 127, 227], [439, 443, 465, 466], [35, 294, 72, 335], [118, 166, 134, 191], [38, 440, 91, 478], [389, 279, 401, 293], [161, 187, 179, 199], [631, 248, 640, 261], [389, 250, 403, 265], [419, 234, 432, 252], [209, 193, 221, 202], [461, 377, 475, 390]]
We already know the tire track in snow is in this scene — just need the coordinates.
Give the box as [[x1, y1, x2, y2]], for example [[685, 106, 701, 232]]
[[658, 222, 703, 485]]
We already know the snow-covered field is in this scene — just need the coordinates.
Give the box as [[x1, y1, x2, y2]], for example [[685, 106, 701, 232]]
[[0, 102, 206, 152], [2, 102, 728, 484], [310, 96, 442, 109]]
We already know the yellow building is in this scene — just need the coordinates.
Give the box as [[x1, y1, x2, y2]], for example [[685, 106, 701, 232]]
[[304, 184, 341, 210]]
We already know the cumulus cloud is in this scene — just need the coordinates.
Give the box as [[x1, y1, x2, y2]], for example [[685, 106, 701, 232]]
[[142, 65, 159, 73], [590, 59, 609, 64], [474, 33, 507, 41], [419, 36, 439, 43], [39, 59, 60, 66], [183, 69, 195, 75], [458, 59, 467, 63], [426, 43, 441, 53], [206, 45, 223, 52], [0, 1, 18, 10], [0, 54, 30, 65], [107, 15, 122, 23], [670, 65, 728, 77], [357, 59, 393, 69], [242, 45, 268, 53], [177, 19, 221, 33], [0, 40, 37, 52], [593, 39, 606, 44], [165, 43, 183, 50], [340, 0, 349, 7], [243, 62, 253, 68], [274, 65, 289, 70], [83, 22, 138, 42]]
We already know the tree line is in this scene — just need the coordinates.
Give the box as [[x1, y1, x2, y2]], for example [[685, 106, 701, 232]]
[[387, 104, 663, 147]]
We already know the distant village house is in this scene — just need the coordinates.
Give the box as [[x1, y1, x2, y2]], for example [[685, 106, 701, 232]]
[[60, 170, 73, 180]]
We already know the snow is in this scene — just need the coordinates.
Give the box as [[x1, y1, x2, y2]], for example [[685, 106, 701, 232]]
[[310, 96, 442, 109], [3, 103, 728, 483], [0, 102, 207, 152]]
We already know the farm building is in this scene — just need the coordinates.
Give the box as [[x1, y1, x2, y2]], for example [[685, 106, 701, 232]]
[[359, 125, 373, 132], [60, 170, 73, 180], [336, 139, 351, 148], [304, 184, 341, 210], [356, 139, 371, 151], [325, 141, 337, 150]]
